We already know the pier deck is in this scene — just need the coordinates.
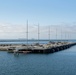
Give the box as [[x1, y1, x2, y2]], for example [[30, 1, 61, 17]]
[[6, 42, 76, 54]]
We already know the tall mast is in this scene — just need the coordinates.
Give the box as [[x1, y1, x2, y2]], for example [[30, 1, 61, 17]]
[[49, 25, 50, 42], [56, 27, 57, 40], [61, 27, 62, 41], [64, 31, 66, 41], [38, 23, 40, 44], [26, 20, 28, 47]]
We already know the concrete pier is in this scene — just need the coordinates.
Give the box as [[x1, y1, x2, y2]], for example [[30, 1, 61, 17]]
[[6, 41, 76, 54]]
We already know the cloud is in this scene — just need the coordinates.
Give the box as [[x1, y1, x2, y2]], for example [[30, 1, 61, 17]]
[[0, 22, 76, 39]]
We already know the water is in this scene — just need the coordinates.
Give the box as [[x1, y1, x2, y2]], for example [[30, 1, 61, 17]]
[[0, 45, 76, 75], [0, 39, 76, 44]]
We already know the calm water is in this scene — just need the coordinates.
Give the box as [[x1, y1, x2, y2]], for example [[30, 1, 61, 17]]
[[0, 40, 76, 44], [0, 45, 76, 75]]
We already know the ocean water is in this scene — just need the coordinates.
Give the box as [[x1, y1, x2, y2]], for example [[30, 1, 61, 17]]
[[0, 41, 76, 75], [0, 39, 75, 44]]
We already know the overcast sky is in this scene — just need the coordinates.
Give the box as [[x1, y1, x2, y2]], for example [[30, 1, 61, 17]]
[[0, 0, 76, 39]]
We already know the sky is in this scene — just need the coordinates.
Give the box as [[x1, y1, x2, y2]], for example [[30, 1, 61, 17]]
[[0, 0, 76, 39]]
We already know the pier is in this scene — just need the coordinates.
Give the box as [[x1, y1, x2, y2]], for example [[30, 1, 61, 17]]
[[3, 41, 76, 54], [2, 21, 75, 54]]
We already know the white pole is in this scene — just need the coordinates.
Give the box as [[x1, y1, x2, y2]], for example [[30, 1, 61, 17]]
[[56, 27, 57, 40], [65, 31, 66, 41], [61, 27, 62, 41], [38, 24, 39, 44], [26, 20, 28, 48], [49, 25, 50, 42]]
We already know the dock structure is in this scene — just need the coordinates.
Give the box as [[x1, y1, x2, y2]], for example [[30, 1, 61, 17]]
[[6, 41, 76, 54]]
